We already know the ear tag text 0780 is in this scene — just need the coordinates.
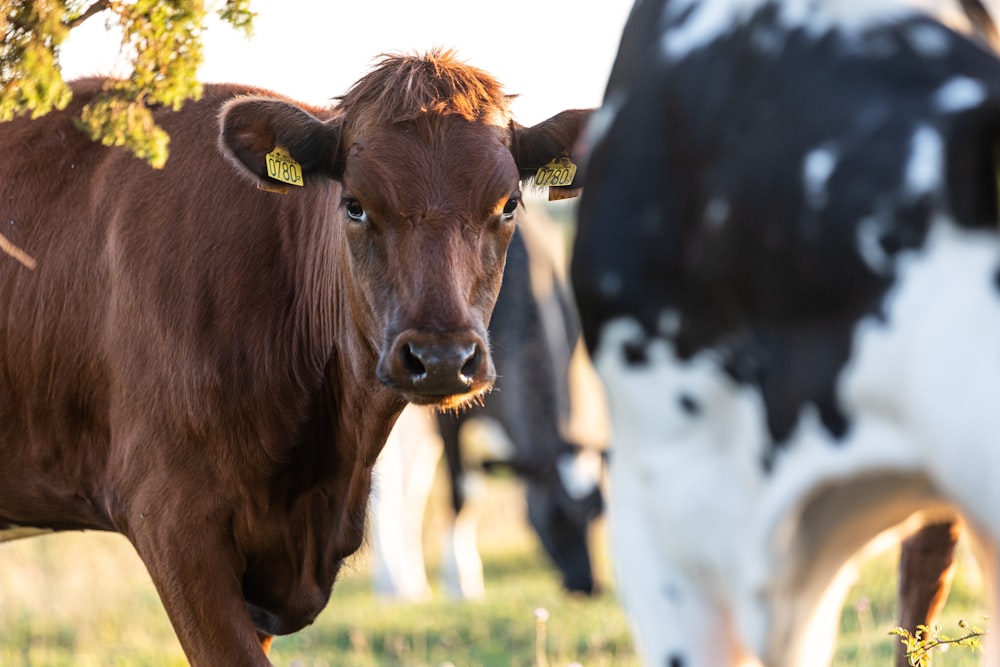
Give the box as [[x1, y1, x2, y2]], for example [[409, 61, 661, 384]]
[[534, 157, 577, 188], [265, 146, 304, 187]]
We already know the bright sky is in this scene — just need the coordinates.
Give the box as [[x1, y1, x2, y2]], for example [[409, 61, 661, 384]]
[[60, 1, 634, 127]]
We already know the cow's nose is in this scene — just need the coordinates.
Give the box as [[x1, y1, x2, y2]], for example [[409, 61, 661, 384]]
[[378, 329, 494, 403], [401, 340, 480, 392]]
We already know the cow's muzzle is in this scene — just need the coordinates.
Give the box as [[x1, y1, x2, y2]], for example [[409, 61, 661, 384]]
[[378, 329, 495, 406]]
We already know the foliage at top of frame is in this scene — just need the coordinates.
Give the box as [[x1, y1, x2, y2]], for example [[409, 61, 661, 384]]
[[1, 0, 255, 168]]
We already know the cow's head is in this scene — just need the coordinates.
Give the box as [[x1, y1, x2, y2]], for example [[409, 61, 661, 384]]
[[218, 50, 590, 409], [523, 445, 606, 595]]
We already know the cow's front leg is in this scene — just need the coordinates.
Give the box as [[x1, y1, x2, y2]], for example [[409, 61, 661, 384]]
[[610, 463, 755, 667], [127, 517, 271, 667]]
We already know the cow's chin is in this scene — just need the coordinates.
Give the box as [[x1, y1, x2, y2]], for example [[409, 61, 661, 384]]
[[402, 385, 492, 413]]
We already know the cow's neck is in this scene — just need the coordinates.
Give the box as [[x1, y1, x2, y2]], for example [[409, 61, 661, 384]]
[[231, 187, 408, 573], [263, 215, 402, 492]]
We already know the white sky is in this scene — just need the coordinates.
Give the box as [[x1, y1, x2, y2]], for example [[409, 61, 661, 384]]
[[60, 1, 634, 126]]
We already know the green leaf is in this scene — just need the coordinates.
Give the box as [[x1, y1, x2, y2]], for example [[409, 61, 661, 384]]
[[2, 0, 256, 167]]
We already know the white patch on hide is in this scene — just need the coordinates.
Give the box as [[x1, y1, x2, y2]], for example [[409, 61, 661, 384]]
[[856, 215, 894, 274], [704, 197, 732, 227], [904, 22, 951, 57], [933, 76, 987, 112], [659, 0, 957, 60], [903, 125, 942, 197], [557, 448, 603, 500], [803, 147, 838, 209]]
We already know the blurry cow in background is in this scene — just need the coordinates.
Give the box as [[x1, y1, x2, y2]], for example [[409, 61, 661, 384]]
[[891, 8, 1000, 666], [573, 1, 1000, 666], [371, 215, 606, 600]]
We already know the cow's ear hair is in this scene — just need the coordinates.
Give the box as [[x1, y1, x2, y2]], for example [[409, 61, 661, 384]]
[[509, 109, 592, 182], [218, 97, 344, 186]]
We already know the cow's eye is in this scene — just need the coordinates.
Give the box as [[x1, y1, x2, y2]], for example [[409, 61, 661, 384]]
[[501, 198, 519, 220], [343, 198, 367, 222]]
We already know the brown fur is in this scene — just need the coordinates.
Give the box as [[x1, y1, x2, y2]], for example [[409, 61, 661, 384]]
[[0, 53, 590, 666], [337, 48, 514, 125]]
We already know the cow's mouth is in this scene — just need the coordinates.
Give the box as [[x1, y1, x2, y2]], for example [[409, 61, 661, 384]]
[[401, 381, 494, 411], [247, 601, 316, 638]]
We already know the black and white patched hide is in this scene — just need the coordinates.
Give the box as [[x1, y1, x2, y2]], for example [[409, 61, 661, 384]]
[[572, 1, 1000, 665]]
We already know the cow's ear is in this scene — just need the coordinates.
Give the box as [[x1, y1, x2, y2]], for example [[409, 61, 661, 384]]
[[510, 109, 592, 195], [218, 97, 344, 187]]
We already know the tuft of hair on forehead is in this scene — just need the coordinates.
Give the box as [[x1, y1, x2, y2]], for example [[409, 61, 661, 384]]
[[336, 48, 516, 125]]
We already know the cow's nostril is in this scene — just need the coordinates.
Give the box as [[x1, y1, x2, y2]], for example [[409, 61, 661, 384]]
[[401, 343, 426, 378], [459, 344, 481, 381]]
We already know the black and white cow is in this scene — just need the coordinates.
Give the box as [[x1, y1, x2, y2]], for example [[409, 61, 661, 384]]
[[372, 219, 605, 599], [572, 1, 1000, 665]]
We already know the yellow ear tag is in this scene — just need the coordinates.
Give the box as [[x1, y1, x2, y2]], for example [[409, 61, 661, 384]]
[[264, 146, 304, 187], [534, 157, 578, 188]]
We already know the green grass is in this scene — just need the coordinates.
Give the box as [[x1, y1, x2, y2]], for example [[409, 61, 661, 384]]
[[0, 473, 988, 666], [271, 550, 635, 667]]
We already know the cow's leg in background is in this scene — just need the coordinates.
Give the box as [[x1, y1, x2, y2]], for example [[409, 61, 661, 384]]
[[370, 405, 442, 601], [896, 521, 961, 667], [370, 405, 494, 601], [986, 540, 1000, 667], [437, 415, 492, 599]]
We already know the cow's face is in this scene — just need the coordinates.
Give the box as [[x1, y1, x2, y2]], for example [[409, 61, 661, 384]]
[[336, 117, 518, 408], [218, 59, 589, 409]]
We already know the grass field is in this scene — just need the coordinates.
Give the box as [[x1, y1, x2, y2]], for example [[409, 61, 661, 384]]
[[0, 469, 988, 666]]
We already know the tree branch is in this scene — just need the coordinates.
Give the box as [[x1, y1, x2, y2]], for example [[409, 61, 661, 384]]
[[7, 15, 31, 31], [66, 0, 111, 29], [905, 630, 985, 656]]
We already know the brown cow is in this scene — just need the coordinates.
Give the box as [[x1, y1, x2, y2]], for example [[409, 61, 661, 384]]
[[0, 50, 589, 666]]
